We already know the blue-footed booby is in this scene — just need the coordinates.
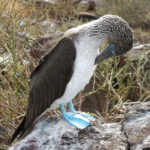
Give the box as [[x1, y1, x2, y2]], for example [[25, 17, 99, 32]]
[[11, 14, 133, 142]]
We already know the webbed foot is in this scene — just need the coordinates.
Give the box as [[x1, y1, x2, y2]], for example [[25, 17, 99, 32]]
[[60, 104, 90, 129], [68, 101, 96, 121]]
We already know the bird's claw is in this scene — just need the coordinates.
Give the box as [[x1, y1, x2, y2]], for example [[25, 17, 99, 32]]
[[62, 112, 91, 129], [77, 111, 96, 121], [60, 102, 96, 129]]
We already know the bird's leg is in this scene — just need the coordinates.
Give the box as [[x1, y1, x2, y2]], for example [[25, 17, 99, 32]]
[[68, 101, 96, 121], [59, 104, 90, 129], [68, 101, 76, 113]]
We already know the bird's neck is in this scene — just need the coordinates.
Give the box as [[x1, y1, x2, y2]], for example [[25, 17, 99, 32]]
[[66, 18, 107, 50]]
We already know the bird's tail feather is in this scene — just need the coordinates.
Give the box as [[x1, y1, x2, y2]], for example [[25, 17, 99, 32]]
[[10, 116, 26, 143]]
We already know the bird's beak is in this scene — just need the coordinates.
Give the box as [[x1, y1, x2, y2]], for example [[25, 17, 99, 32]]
[[95, 43, 116, 64]]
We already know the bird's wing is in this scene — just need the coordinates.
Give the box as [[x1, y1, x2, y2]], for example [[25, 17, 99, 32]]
[[25, 37, 76, 129], [12, 37, 76, 140]]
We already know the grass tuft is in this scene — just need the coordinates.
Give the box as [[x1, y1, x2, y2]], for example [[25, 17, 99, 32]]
[[96, 0, 150, 28]]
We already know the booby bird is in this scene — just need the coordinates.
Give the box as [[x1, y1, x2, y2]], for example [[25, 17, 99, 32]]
[[11, 14, 133, 142]]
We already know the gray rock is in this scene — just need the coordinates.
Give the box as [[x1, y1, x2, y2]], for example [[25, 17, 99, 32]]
[[0, 53, 12, 64], [78, 12, 98, 21], [122, 102, 150, 150], [9, 102, 150, 150]]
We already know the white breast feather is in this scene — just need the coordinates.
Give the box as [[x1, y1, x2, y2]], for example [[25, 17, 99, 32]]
[[50, 36, 101, 110]]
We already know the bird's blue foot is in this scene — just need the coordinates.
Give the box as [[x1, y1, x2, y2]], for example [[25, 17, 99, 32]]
[[77, 111, 96, 121], [60, 104, 90, 129], [68, 101, 96, 121]]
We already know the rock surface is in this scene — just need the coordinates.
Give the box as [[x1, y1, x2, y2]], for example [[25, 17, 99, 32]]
[[9, 102, 150, 150], [122, 102, 150, 150]]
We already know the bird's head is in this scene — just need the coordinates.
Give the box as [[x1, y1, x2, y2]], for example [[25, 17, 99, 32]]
[[95, 15, 133, 64]]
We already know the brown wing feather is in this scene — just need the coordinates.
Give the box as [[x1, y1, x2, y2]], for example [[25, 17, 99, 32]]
[[11, 37, 76, 142]]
